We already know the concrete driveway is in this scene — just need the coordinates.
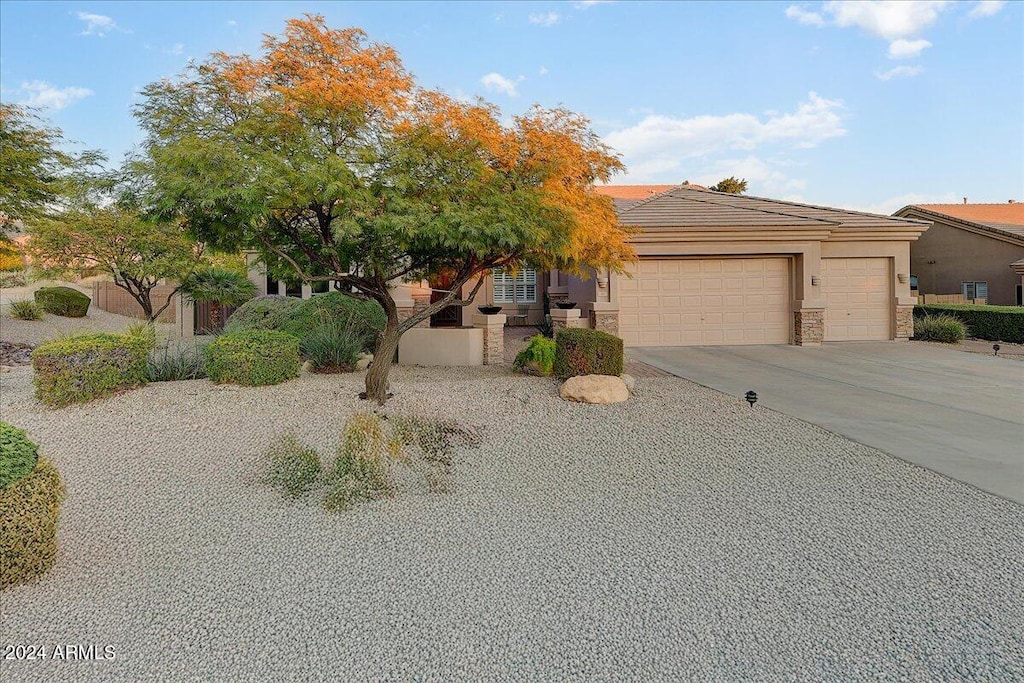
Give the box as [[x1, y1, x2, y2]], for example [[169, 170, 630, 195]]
[[631, 342, 1024, 503]]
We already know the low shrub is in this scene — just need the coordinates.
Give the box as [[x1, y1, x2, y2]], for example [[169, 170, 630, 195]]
[[34, 286, 90, 318], [0, 244, 23, 271], [0, 270, 27, 288], [513, 335, 556, 376], [223, 296, 302, 335], [31, 333, 151, 407], [147, 342, 208, 382], [914, 304, 1024, 344], [124, 321, 158, 349], [913, 313, 968, 343], [261, 433, 322, 498], [1, 456, 66, 589], [9, 299, 43, 321], [323, 413, 397, 511], [279, 292, 385, 353], [553, 327, 624, 379], [204, 330, 300, 386], [299, 318, 369, 373], [0, 422, 39, 488]]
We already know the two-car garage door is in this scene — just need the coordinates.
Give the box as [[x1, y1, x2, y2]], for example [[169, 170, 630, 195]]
[[619, 258, 790, 347], [618, 256, 892, 347]]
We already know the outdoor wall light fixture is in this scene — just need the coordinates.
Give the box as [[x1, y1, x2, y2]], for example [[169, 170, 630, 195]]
[[993, 344, 1001, 356], [811, 275, 821, 286], [745, 390, 758, 408], [897, 273, 909, 284], [597, 276, 608, 289]]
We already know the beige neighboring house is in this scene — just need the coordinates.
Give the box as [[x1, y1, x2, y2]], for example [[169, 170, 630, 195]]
[[246, 184, 930, 348], [894, 202, 1024, 306]]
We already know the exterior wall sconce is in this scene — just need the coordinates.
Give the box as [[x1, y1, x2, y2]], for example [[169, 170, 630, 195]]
[[597, 276, 608, 289], [810, 275, 821, 286], [897, 273, 909, 284]]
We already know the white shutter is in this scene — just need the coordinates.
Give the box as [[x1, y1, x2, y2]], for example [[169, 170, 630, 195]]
[[976, 282, 988, 301], [494, 268, 536, 303]]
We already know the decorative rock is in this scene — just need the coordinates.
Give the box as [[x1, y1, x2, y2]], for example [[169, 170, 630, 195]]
[[0, 365, 11, 373], [620, 373, 636, 393], [301, 360, 313, 373], [559, 374, 629, 404], [356, 353, 373, 371]]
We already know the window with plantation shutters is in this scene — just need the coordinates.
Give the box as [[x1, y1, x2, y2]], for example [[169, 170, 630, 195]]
[[962, 281, 988, 301], [492, 268, 537, 303]]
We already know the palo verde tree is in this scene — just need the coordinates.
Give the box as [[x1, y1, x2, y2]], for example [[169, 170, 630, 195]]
[[710, 176, 748, 194], [0, 104, 104, 239], [136, 15, 634, 403], [28, 204, 205, 322]]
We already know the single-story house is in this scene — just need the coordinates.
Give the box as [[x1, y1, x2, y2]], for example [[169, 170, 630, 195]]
[[893, 202, 1024, 306], [248, 184, 931, 347]]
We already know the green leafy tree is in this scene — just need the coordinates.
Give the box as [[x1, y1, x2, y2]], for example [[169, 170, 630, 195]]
[[710, 176, 748, 194], [180, 267, 256, 329], [28, 207, 204, 322], [0, 104, 104, 238], [136, 15, 634, 403]]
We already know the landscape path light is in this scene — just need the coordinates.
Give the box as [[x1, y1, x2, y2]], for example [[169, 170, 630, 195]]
[[745, 390, 758, 408]]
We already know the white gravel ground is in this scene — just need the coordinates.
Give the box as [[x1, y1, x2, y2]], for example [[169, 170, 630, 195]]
[[0, 364, 1022, 682]]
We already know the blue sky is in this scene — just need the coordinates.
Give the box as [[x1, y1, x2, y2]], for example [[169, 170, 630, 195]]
[[1, 1, 1021, 213]]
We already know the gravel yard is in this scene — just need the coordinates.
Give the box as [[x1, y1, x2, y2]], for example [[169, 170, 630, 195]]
[[1, 365, 1022, 682]]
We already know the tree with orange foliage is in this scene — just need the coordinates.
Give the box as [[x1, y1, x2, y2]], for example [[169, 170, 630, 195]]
[[136, 15, 633, 403]]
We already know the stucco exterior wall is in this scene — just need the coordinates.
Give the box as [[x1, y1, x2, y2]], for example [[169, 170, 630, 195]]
[[909, 220, 1024, 306]]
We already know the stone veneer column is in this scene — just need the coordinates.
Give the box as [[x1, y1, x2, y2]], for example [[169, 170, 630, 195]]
[[408, 292, 432, 329], [589, 302, 619, 335], [472, 313, 506, 365], [895, 305, 915, 340], [793, 309, 824, 345], [550, 308, 584, 331]]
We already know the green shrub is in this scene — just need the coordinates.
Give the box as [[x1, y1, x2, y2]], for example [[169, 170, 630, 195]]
[[913, 313, 968, 343], [223, 296, 302, 335], [1, 456, 65, 589], [323, 413, 397, 512], [147, 342, 208, 382], [204, 330, 300, 386], [553, 327, 624, 379], [34, 286, 90, 317], [0, 270, 27, 288], [124, 321, 159, 349], [513, 334, 556, 376], [9, 299, 43, 321], [261, 433, 322, 499], [299, 318, 369, 373], [0, 422, 39, 488], [914, 304, 1024, 343], [280, 292, 385, 352], [31, 333, 151, 407]]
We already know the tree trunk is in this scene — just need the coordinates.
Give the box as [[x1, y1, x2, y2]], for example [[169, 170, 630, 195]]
[[363, 313, 401, 404]]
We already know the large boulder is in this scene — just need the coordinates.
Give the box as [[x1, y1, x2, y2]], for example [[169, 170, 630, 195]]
[[559, 374, 629, 405]]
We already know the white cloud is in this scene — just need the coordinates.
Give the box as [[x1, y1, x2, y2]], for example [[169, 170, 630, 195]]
[[860, 191, 958, 215], [528, 11, 560, 26], [968, 1, 1006, 18], [695, 156, 808, 199], [888, 38, 932, 59], [824, 1, 952, 40], [227, 19, 237, 26], [164, 43, 185, 56], [74, 11, 127, 37], [604, 93, 845, 182], [480, 72, 519, 97], [785, 5, 826, 26], [539, 65, 549, 76], [573, 1, 613, 8], [17, 81, 93, 110], [875, 64, 925, 80]]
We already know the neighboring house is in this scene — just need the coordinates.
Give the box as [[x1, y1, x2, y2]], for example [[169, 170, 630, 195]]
[[893, 202, 1024, 306], [246, 183, 930, 347]]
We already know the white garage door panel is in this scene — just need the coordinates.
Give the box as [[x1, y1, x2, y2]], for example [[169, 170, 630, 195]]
[[823, 258, 891, 341], [619, 258, 790, 347]]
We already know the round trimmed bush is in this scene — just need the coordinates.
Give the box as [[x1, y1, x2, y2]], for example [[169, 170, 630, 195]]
[[279, 292, 385, 353], [1, 422, 39, 489], [223, 296, 302, 335], [513, 335, 556, 376], [553, 327, 624, 379], [31, 332, 152, 407], [205, 330, 301, 386], [34, 286, 91, 317], [1, 456, 65, 589]]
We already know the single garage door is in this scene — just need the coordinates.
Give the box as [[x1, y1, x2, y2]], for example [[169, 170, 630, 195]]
[[618, 257, 790, 347], [822, 257, 891, 341]]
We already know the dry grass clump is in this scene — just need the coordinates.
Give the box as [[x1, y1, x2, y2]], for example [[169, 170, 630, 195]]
[[0, 457, 66, 589]]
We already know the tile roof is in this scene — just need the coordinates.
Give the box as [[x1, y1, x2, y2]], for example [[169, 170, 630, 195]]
[[592, 184, 679, 200], [616, 186, 928, 230], [896, 204, 1024, 241]]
